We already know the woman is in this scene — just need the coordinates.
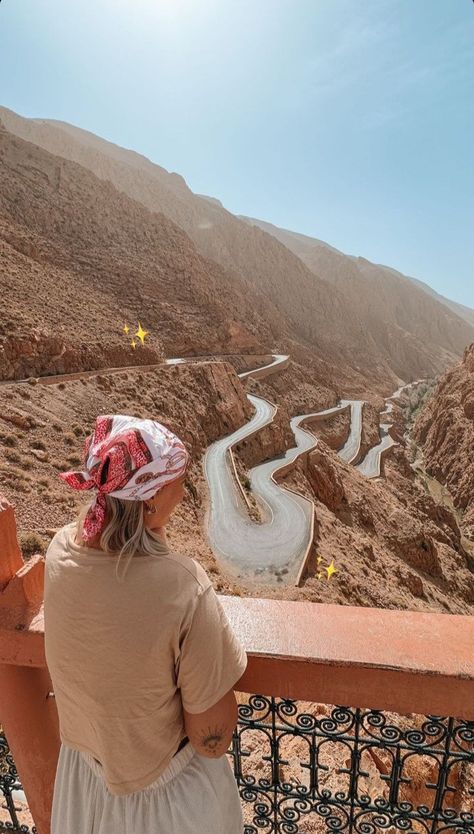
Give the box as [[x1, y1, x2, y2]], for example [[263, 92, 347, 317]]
[[44, 413, 248, 834]]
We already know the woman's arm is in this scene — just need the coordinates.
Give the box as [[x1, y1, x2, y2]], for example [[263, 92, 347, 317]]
[[183, 688, 239, 758]]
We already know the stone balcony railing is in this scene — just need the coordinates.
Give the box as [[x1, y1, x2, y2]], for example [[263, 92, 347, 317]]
[[0, 499, 473, 834]]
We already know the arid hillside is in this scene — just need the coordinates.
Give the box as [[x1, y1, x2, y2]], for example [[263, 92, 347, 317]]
[[0, 107, 370, 370], [0, 125, 387, 402], [413, 342, 474, 538], [2, 105, 473, 384], [0, 124, 287, 379], [240, 215, 474, 379]]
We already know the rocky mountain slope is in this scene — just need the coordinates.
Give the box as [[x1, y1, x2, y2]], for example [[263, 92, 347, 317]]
[[240, 215, 474, 379], [2, 105, 473, 385], [0, 108, 369, 370], [241, 215, 474, 329], [413, 342, 474, 538], [0, 124, 380, 404], [0, 124, 286, 379], [0, 120, 395, 403]]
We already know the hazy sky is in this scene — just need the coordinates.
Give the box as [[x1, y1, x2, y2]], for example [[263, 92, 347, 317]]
[[1, 0, 473, 307]]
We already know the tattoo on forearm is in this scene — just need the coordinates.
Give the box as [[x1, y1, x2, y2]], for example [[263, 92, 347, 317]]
[[199, 725, 226, 755]]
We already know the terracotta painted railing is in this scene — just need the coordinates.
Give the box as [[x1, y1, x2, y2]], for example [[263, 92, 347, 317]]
[[0, 498, 473, 834]]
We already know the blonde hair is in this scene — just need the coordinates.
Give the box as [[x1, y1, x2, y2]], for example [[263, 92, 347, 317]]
[[75, 494, 170, 583]]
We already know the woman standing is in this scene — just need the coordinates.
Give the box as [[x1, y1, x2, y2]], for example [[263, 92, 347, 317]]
[[44, 413, 247, 834]]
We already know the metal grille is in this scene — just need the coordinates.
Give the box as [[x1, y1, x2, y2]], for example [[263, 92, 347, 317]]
[[0, 728, 37, 833], [1, 699, 473, 833], [229, 696, 474, 834]]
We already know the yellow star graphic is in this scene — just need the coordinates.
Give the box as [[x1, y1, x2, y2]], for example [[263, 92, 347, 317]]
[[317, 556, 322, 563], [123, 324, 130, 335], [325, 560, 338, 580], [317, 571, 322, 579], [135, 322, 149, 346], [130, 339, 137, 350]]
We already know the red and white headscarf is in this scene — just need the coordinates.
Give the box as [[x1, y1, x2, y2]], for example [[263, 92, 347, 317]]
[[59, 414, 189, 543]]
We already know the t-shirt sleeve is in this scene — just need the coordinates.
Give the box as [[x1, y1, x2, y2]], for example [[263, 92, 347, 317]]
[[176, 584, 248, 714]]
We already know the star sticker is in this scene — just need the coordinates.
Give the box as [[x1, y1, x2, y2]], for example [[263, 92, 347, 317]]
[[324, 560, 338, 580], [317, 556, 322, 563], [123, 324, 130, 335], [317, 571, 322, 579], [130, 339, 137, 350], [135, 322, 149, 346]]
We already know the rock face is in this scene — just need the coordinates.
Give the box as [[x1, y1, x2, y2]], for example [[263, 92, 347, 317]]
[[276, 437, 474, 613], [0, 326, 161, 382], [413, 343, 474, 538], [2, 106, 473, 386], [307, 444, 346, 511]]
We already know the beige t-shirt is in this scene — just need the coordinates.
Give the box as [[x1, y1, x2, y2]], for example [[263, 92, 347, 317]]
[[43, 521, 248, 796]]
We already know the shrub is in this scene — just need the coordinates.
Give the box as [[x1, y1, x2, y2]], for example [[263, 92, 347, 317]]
[[1, 434, 18, 447], [4, 449, 21, 464], [51, 458, 70, 471], [66, 455, 82, 466], [19, 532, 47, 560], [64, 433, 76, 446], [0, 465, 31, 482], [52, 422, 63, 432], [30, 439, 47, 450], [72, 425, 83, 436]]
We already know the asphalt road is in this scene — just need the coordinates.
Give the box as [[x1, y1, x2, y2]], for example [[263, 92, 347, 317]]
[[204, 358, 368, 584], [203, 358, 429, 583]]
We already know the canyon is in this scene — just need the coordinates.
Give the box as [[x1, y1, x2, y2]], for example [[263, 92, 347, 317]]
[[1, 105, 474, 832], [0, 112, 473, 616]]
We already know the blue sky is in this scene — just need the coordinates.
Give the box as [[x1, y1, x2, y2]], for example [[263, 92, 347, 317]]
[[1, 0, 473, 307]]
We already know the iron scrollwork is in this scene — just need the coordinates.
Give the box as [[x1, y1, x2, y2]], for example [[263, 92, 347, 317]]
[[228, 696, 474, 834], [1, 700, 473, 834], [0, 728, 37, 834]]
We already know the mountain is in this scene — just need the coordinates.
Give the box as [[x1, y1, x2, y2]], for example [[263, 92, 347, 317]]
[[239, 216, 474, 329], [0, 124, 284, 380], [413, 342, 474, 539], [239, 215, 474, 380], [2, 105, 473, 387], [0, 107, 365, 364], [401, 273, 474, 328]]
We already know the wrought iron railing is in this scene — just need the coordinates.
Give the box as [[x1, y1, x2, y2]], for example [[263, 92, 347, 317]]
[[2, 698, 473, 834], [229, 696, 474, 834], [0, 726, 37, 834]]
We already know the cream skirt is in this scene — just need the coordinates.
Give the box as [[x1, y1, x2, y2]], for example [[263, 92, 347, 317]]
[[50, 741, 244, 834]]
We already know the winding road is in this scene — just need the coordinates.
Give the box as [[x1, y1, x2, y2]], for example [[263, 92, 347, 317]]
[[202, 356, 423, 584]]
